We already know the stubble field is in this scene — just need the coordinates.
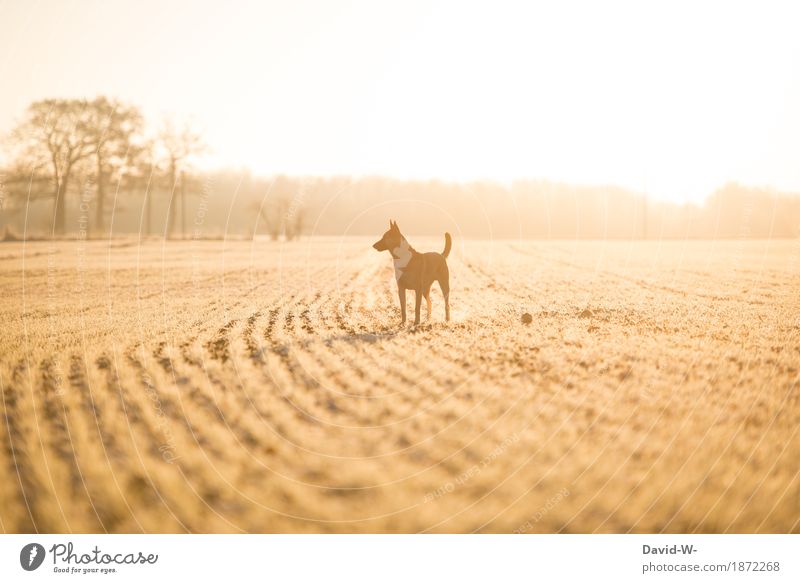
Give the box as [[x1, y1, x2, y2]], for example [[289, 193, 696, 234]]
[[0, 237, 798, 533]]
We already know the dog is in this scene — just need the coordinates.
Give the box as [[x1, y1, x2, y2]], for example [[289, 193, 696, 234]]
[[372, 220, 451, 325]]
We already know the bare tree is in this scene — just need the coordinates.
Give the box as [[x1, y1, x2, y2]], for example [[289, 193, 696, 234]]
[[84, 97, 144, 234], [158, 120, 205, 238], [10, 99, 97, 234], [0, 160, 52, 237], [6, 97, 146, 236], [284, 202, 306, 241], [0, 160, 53, 203], [254, 175, 307, 241], [135, 140, 160, 237]]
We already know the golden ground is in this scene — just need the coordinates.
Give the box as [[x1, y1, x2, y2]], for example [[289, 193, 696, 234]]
[[0, 238, 798, 533]]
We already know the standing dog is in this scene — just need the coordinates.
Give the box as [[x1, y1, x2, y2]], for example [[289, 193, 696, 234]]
[[372, 220, 451, 325]]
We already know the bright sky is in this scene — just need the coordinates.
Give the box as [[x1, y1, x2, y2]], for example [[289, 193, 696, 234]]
[[1, 0, 799, 203]]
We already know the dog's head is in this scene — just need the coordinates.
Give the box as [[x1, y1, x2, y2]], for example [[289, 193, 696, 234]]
[[372, 220, 402, 252]]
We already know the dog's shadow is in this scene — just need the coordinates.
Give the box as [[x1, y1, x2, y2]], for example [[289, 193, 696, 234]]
[[323, 321, 450, 344], [266, 329, 397, 356], [321, 330, 398, 346], [267, 322, 446, 356]]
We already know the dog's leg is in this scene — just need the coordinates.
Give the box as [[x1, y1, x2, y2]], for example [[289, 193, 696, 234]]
[[424, 289, 432, 320], [414, 289, 422, 325], [439, 275, 450, 322], [398, 286, 407, 324]]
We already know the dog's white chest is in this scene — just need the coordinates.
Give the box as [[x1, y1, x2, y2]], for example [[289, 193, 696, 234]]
[[392, 242, 412, 282]]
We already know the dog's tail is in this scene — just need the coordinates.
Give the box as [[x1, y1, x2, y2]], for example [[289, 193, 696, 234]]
[[442, 232, 452, 258]]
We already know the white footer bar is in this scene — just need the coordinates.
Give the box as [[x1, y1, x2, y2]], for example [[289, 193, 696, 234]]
[[1, 534, 797, 582]]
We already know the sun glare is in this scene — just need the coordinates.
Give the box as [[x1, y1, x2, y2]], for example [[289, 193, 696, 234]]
[[1, 0, 799, 203]]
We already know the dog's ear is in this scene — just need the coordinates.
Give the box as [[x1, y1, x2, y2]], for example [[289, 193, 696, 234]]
[[388, 219, 393, 230], [391, 220, 398, 231]]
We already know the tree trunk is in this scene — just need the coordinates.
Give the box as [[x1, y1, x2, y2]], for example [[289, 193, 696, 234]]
[[53, 169, 70, 236], [146, 189, 152, 236], [167, 191, 176, 238], [180, 170, 186, 239], [166, 160, 177, 238], [95, 156, 105, 235]]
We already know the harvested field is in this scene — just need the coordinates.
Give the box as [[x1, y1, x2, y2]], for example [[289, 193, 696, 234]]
[[0, 238, 798, 533]]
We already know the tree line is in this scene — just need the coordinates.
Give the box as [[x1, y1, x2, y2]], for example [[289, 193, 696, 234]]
[[2, 98, 799, 241], [2, 97, 212, 237]]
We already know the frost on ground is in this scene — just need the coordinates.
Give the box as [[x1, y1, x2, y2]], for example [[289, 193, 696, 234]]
[[0, 238, 798, 533]]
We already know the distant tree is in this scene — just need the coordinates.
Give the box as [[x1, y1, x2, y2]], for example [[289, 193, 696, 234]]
[[254, 175, 307, 241], [0, 161, 52, 236], [84, 97, 144, 234], [157, 120, 205, 238], [256, 195, 285, 241], [6, 97, 146, 236], [10, 99, 98, 234], [284, 180, 308, 241], [284, 204, 306, 241], [0, 160, 53, 204], [131, 140, 160, 237]]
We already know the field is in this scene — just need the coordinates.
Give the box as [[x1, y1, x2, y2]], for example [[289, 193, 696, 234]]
[[0, 237, 798, 533]]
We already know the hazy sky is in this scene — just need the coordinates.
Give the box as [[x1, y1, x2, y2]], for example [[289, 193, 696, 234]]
[[1, 0, 799, 202]]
